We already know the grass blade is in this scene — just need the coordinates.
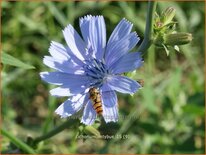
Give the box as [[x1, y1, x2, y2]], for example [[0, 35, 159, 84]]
[[1, 52, 35, 69]]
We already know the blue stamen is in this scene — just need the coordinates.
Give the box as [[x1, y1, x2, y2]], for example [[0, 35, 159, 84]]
[[83, 58, 108, 87]]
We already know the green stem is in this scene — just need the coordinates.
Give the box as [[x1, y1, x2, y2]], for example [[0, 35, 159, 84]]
[[138, 1, 157, 55], [1, 128, 36, 154], [33, 119, 75, 144]]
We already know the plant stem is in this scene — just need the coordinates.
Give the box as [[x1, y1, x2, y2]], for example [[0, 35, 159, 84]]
[[1, 128, 36, 154], [33, 119, 75, 144], [138, 1, 157, 55]]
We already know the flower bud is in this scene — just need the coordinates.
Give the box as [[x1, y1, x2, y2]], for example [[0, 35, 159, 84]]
[[84, 126, 101, 138], [163, 33, 193, 46], [162, 7, 176, 26]]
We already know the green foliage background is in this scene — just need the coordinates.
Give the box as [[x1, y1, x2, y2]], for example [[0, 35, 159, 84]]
[[1, 1, 205, 154]]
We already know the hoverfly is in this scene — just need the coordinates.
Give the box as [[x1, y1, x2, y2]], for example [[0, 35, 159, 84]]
[[89, 87, 103, 115]]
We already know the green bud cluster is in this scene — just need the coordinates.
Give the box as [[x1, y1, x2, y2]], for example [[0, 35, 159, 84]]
[[153, 7, 192, 55], [154, 7, 176, 35]]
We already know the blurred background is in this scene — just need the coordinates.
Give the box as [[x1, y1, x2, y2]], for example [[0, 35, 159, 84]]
[[1, 1, 205, 154]]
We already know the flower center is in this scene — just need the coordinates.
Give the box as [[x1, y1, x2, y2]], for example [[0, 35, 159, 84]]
[[83, 59, 109, 87]]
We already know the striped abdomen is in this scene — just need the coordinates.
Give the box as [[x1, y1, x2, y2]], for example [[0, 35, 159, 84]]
[[89, 87, 103, 115]]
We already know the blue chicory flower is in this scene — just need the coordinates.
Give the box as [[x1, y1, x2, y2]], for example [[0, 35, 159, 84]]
[[40, 15, 143, 125]]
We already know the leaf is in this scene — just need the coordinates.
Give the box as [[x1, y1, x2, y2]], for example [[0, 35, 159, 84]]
[[182, 104, 205, 117], [1, 52, 35, 69]]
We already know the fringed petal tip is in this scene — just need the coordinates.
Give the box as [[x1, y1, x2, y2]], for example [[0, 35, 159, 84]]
[[80, 119, 94, 126], [80, 15, 105, 27], [80, 14, 92, 21], [55, 108, 69, 118], [55, 94, 87, 119], [101, 91, 118, 123], [103, 109, 118, 123], [104, 118, 118, 123], [80, 101, 97, 125], [122, 17, 133, 27], [55, 104, 71, 118]]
